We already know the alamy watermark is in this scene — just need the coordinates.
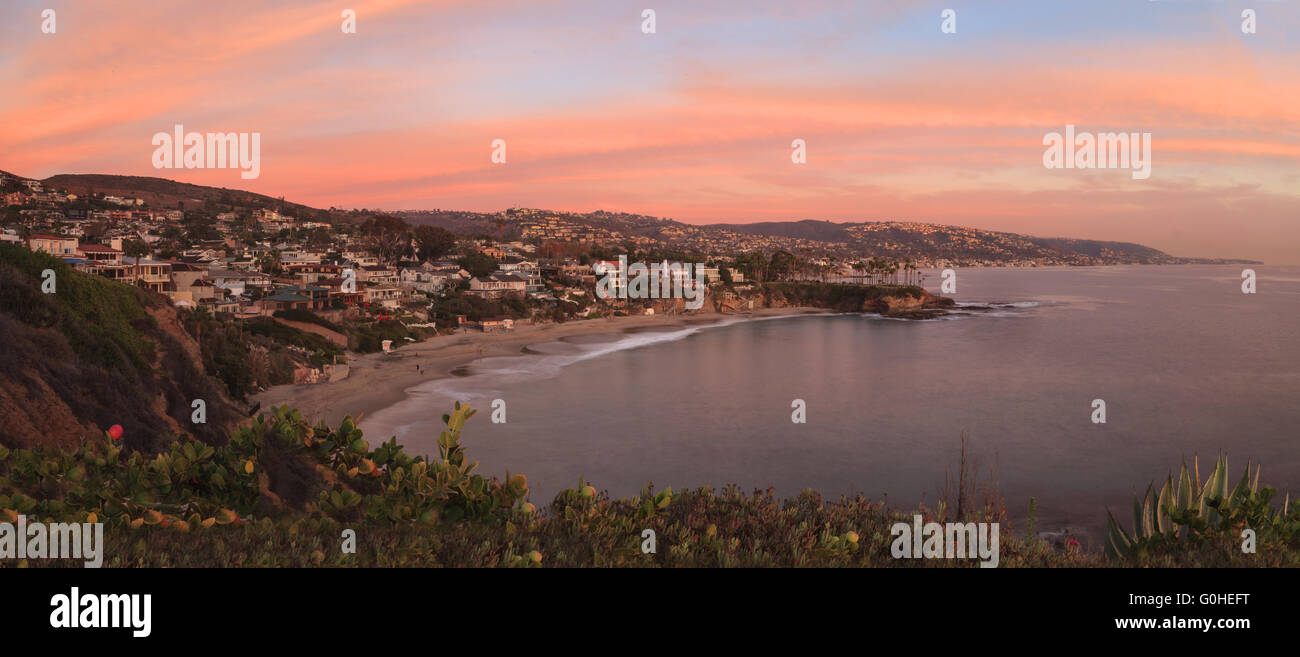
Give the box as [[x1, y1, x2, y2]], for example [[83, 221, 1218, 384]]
[[890, 514, 999, 567], [1043, 125, 1151, 180], [1, 514, 103, 567], [594, 256, 707, 310], [151, 124, 261, 179], [50, 587, 151, 638]]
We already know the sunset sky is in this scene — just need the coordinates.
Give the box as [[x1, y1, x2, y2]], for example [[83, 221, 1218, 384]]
[[2, 1, 1297, 262]]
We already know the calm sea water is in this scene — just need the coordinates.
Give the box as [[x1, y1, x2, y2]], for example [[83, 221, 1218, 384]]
[[362, 265, 1300, 544]]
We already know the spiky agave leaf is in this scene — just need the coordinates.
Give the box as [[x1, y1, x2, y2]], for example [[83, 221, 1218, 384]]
[[1178, 461, 1193, 511], [1193, 455, 1201, 498], [1134, 491, 1146, 540], [1228, 466, 1251, 511], [1199, 456, 1223, 523], [1211, 456, 1230, 522], [1142, 485, 1158, 538], [1105, 509, 1134, 559], [1214, 456, 1230, 502], [1156, 476, 1174, 534]]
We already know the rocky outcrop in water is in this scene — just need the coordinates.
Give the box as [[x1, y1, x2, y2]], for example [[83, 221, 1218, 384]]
[[721, 281, 954, 318]]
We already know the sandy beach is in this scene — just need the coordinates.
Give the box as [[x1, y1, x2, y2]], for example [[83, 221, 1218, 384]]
[[251, 307, 830, 428]]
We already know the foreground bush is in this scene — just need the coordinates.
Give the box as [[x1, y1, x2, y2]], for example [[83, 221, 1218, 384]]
[[6, 486, 1099, 568], [2, 403, 1297, 567], [1105, 456, 1299, 566]]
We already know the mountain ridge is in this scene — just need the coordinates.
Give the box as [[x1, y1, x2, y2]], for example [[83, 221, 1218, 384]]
[[4, 171, 1260, 265]]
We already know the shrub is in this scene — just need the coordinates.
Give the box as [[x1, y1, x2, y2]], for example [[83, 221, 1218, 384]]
[[273, 308, 345, 333], [1105, 455, 1299, 565]]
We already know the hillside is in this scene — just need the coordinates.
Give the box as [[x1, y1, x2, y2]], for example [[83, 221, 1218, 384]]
[[39, 173, 316, 215], [714, 219, 853, 241], [400, 209, 1257, 265], [9, 171, 1257, 264], [0, 244, 243, 452]]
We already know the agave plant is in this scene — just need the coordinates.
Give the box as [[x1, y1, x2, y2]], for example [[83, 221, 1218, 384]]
[[1105, 455, 1290, 559]]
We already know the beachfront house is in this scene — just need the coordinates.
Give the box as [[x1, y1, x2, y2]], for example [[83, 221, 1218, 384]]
[[468, 316, 515, 332], [27, 234, 79, 256], [121, 257, 174, 293], [467, 273, 527, 299]]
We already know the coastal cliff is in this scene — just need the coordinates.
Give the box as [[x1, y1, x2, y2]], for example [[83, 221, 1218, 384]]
[[0, 244, 242, 451], [717, 282, 954, 319]]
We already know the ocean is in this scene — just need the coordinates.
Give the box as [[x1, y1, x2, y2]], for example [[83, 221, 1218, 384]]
[[361, 265, 1300, 545]]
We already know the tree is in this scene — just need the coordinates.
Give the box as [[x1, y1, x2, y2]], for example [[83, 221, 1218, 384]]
[[457, 252, 498, 278], [360, 215, 410, 265], [719, 265, 733, 285], [122, 240, 151, 287], [412, 225, 457, 262], [539, 240, 567, 262], [734, 252, 769, 283], [258, 251, 281, 275], [768, 250, 797, 282], [303, 226, 334, 250]]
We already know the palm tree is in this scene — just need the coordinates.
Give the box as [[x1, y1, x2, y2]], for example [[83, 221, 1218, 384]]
[[123, 240, 151, 288]]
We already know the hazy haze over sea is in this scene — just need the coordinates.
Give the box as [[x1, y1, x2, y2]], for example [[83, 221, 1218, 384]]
[[362, 265, 1300, 545]]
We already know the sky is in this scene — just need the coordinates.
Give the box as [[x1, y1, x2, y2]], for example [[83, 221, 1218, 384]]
[[1, 1, 1297, 262]]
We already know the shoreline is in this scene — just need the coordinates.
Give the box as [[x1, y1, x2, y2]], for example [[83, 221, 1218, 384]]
[[251, 307, 832, 428]]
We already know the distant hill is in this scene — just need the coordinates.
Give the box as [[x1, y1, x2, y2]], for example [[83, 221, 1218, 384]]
[[1028, 237, 1168, 260], [40, 173, 317, 214], [711, 220, 1247, 264], [8, 171, 1257, 264], [394, 210, 509, 236], [401, 209, 1257, 265], [713, 219, 853, 242]]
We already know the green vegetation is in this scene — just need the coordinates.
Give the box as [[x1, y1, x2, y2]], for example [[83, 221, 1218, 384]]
[[352, 319, 429, 353], [181, 309, 345, 396], [1105, 456, 1295, 565], [428, 290, 529, 328], [761, 281, 944, 315], [0, 403, 528, 564], [456, 252, 498, 278], [0, 243, 155, 373], [182, 308, 257, 400], [0, 244, 238, 450], [272, 308, 345, 334], [412, 225, 456, 262], [4, 400, 1296, 567], [244, 317, 343, 363]]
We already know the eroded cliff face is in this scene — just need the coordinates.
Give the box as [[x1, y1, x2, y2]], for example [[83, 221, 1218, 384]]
[[868, 289, 955, 319], [0, 363, 104, 451]]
